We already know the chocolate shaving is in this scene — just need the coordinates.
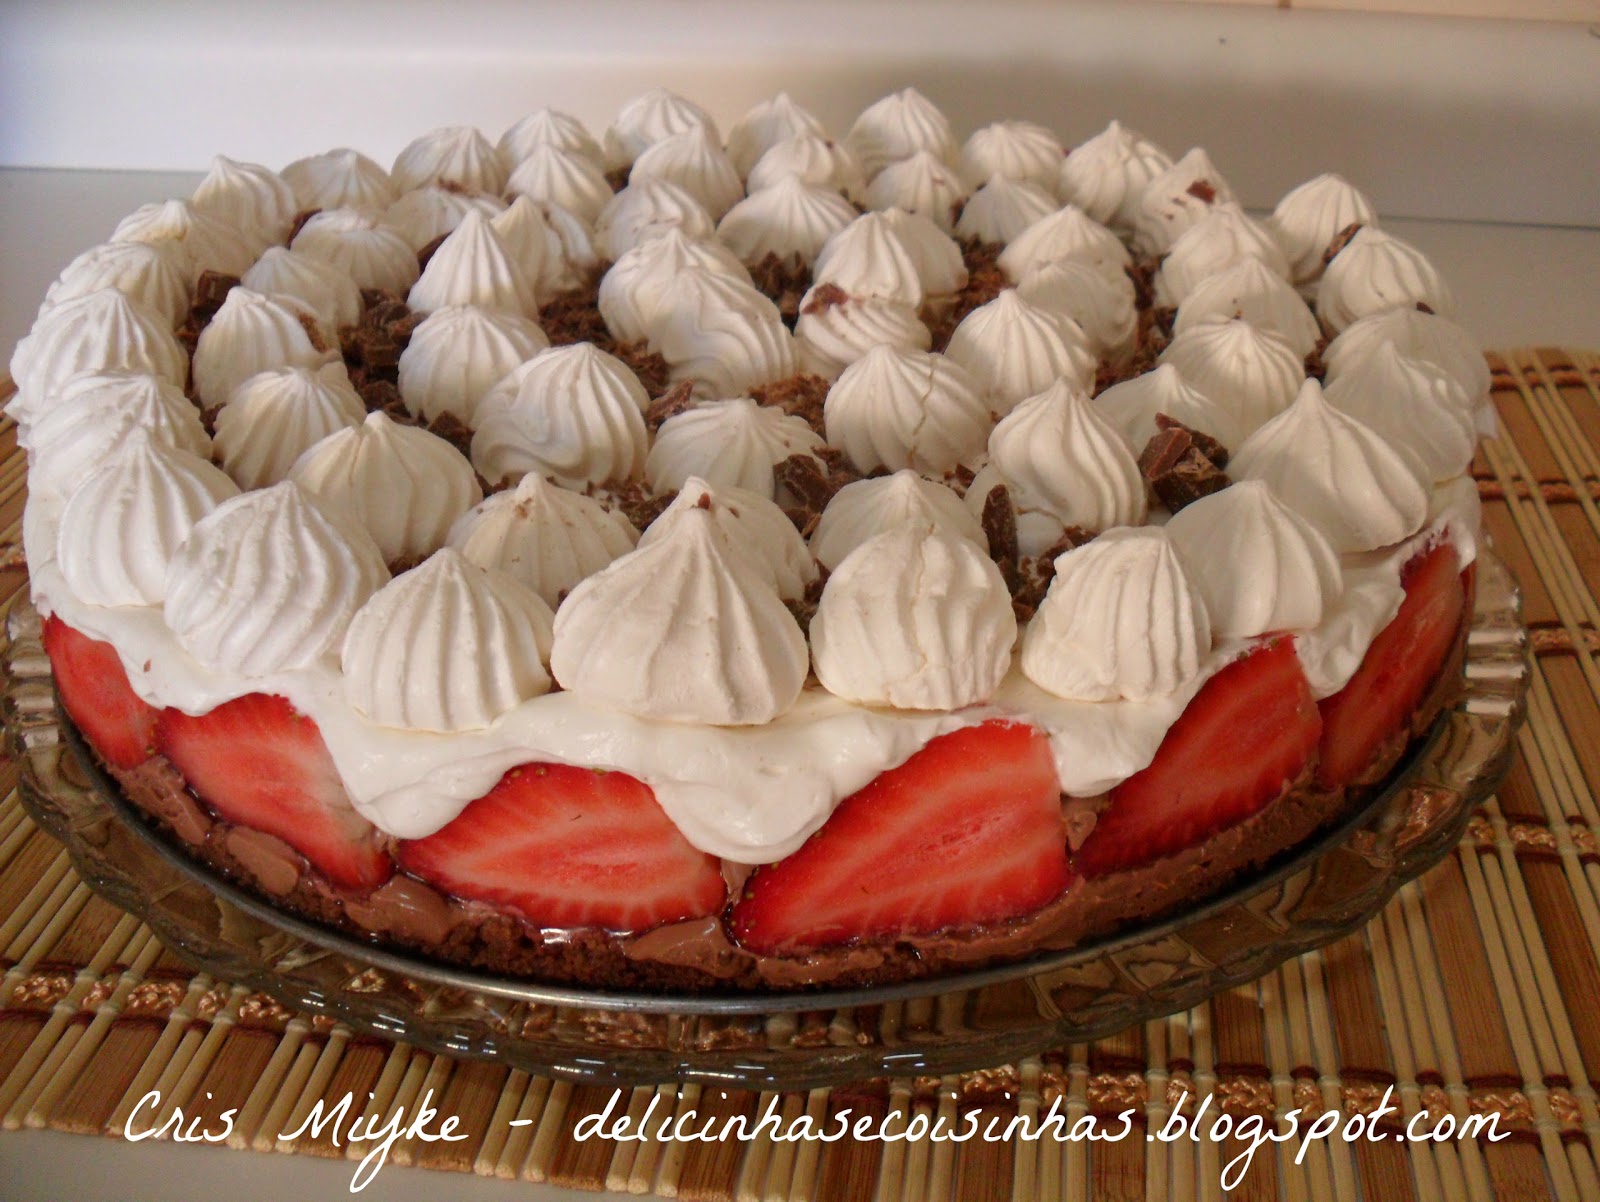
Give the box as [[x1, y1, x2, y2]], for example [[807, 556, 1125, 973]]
[[775, 454, 836, 513], [192, 270, 239, 324], [288, 209, 321, 243], [694, 492, 713, 510], [746, 252, 811, 324], [980, 484, 1020, 591], [604, 165, 630, 193], [605, 483, 676, 533], [1010, 529, 1095, 622], [1322, 222, 1364, 269], [1138, 427, 1192, 478], [416, 233, 449, 274], [814, 444, 864, 494], [926, 241, 1008, 352], [1185, 179, 1218, 204], [645, 380, 699, 429], [426, 411, 475, 457], [1154, 413, 1229, 469], [355, 377, 408, 420], [780, 505, 822, 540], [784, 571, 828, 638], [800, 282, 850, 316], [750, 373, 830, 436], [537, 281, 614, 349], [296, 311, 332, 355], [1139, 425, 1230, 513]]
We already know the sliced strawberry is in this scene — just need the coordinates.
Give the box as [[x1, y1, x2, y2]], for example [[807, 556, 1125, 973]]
[[156, 694, 392, 891], [729, 721, 1071, 955], [1074, 638, 1322, 878], [396, 763, 724, 931], [1316, 542, 1466, 789], [42, 615, 159, 770]]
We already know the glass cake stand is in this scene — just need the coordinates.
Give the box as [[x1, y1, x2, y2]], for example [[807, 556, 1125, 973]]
[[2, 551, 1528, 1090]]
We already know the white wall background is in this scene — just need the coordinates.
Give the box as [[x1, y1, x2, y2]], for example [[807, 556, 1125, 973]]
[[2, 0, 1598, 226]]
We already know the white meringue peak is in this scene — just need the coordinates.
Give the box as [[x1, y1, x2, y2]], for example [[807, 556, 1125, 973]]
[[406, 209, 540, 318], [1090, 362, 1239, 451], [795, 288, 929, 382], [55, 429, 240, 608], [290, 411, 483, 564], [1230, 378, 1431, 553], [646, 398, 824, 500], [811, 212, 927, 309], [943, 289, 1096, 414], [955, 177, 1058, 246], [810, 470, 986, 572], [1157, 317, 1304, 441], [604, 88, 720, 169], [1131, 147, 1236, 256], [598, 228, 751, 345], [631, 125, 744, 221], [550, 506, 807, 725], [997, 204, 1132, 287], [281, 147, 397, 211], [1055, 120, 1174, 233], [241, 246, 363, 331], [845, 88, 957, 178], [213, 361, 367, 490], [1173, 257, 1321, 360], [1021, 527, 1211, 703], [27, 371, 209, 500], [716, 176, 858, 270], [863, 150, 967, 234], [983, 379, 1147, 543], [726, 92, 826, 177], [191, 287, 336, 409], [499, 108, 603, 169], [111, 199, 258, 280], [747, 133, 866, 199], [397, 304, 549, 425], [383, 185, 506, 253], [1165, 479, 1343, 638], [343, 549, 554, 732], [651, 269, 799, 397], [391, 125, 508, 195], [507, 143, 615, 227], [165, 481, 389, 676], [447, 472, 638, 609], [10, 290, 187, 415], [1323, 307, 1490, 405], [495, 198, 598, 297], [824, 344, 989, 476], [594, 177, 717, 262], [470, 342, 649, 489], [1017, 258, 1138, 364], [290, 208, 420, 293], [1317, 226, 1456, 335], [1154, 203, 1291, 308], [1269, 173, 1378, 286], [190, 155, 298, 247], [40, 239, 192, 328], [880, 208, 969, 299], [1322, 341, 1477, 481], [959, 120, 1064, 191], [812, 524, 1016, 711], [640, 475, 817, 601]]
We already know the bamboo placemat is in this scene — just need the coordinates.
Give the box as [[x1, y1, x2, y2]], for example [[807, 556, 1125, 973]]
[[1, 348, 1599, 1201]]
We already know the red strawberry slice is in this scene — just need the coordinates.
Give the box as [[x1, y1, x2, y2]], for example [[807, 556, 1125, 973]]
[[729, 721, 1070, 955], [1074, 638, 1322, 878], [1316, 541, 1466, 789], [156, 694, 392, 891], [396, 763, 725, 931], [42, 615, 159, 770]]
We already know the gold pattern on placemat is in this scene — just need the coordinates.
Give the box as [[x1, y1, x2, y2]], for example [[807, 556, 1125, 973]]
[[2, 350, 1600, 1200]]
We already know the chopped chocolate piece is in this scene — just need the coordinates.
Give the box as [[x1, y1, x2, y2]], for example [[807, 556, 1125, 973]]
[[364, 296, 411, 329], [416, 233, 449, 273], [645, 380, 699, 429], [360, 287, 401, 313], [192, 270, 239, 323], [1185, 179, 1218, 204], [1138, 426, 1193, 479], [356, 328, 402, 372], [296, 311, 331, 354], [927, 240, 1008, 352], [604, 165, 630, 193], [1151, 452, 1229, 513], [614, 344, 671, 396], [813, 443, 864, 493], [1321, 222, 1364, 269], [426, 410, 474, 457], [750, 373, 830, 436], [694, 491, 712, 510], [604, 482, 676, 532], [288, 209, 320, 243], [780, 505, 821, 539], [1415, 301, 1435, 315], [800, 282, 850, 316], [1154, 413, 1229, 469], [356, 377, 407, 419], [980, 484, 1020, 591], [775, 454, 836, 512], [539, 282, 614, 349], [747, 251, 811, 323], [1009, 529, 1093, 622]]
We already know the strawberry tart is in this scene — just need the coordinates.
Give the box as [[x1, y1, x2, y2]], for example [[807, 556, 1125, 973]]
[[11, 89, 1490, 991]]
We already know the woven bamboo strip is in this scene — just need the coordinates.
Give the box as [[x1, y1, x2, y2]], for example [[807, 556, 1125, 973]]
[[1515, 351, 1600, 516]]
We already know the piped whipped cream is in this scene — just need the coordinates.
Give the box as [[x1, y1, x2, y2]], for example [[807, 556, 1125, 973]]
[[863, 150, 967, 234], [191, 287, 335, 409], [551, 506, 808, 726], [165, 482, 389, 677], [811, 212, 928, 309], [290, 411, 483, 563], [1317, 226, 1455, 334], [598, 228, 751, 345], [726, 93, 826, 178], [954, 177, 1058, 246], [1090, 362, 1238, 450], [10, 290, 187, 419], [1172, 258, 1321, 360], [41, 239, 192, 327], [595, 178, 717, 262], [507, 143, 615, 226], [631, 125, 744, 220], [1056, 121, 1174, 233], [650, 269, 799, 396], [1157, 318, 1303, 441], [639, 476, 817, 602], [795, 288, 930, 381], [241, 247, 363, 332], [281, 147, 398, 211], [500, 108, 603, 169], [810, 471, 986, 571], [1269, 173, 1378, 287], [407, 209, 539, 317], [1021, 527, 1211, 702], [470, 343, 649, 489], [343, 548, 554, 732], [1323, 307, 1491, 407], [391, 125, 508, 195], [716, 176, 858, 269], [1016, 258, 1138, 364], [1323, 342, 1477, 481], [1231, 378, 1430, 553], [603, 89, 719, 169], [214, 362, 367, 490], [823, 344, 989, 475], [748, 134, 865, 199], [396, 304, 549, 425], [1131, 147, 1235, 255], [646, 398, 824, 499], [944, 289, 1096, 414], [447, 472, 638, 609], [811, 524, 1017, 710], [845, 87, 957, 178], [383, 185, 506, 253], [998, 204, 1132, 287], [1154, 203, 1291, 308], [291, 208, 420, 293], [959, 120, 1064, 190], [190, 156, 298, 248], [111, 199, 259, 279]]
